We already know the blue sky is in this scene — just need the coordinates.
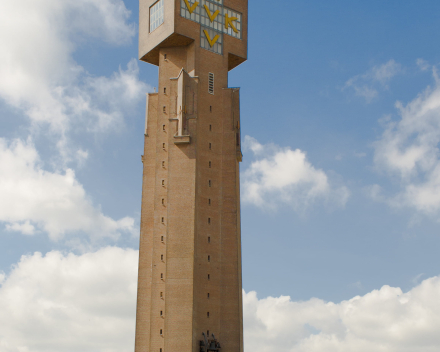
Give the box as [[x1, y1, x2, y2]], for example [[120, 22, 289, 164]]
[[2, 0, 440, 351]]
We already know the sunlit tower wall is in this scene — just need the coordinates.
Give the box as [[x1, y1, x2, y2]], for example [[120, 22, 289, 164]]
[[135, 0, 248, 351]]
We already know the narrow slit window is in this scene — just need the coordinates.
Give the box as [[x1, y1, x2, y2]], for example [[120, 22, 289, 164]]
[[163, 124, 166, 131], [208, 255, 211, 262], [163, 106, 166, 113], [209, 143, 212, 150], [160, 329, 163, 335], [210, 105, 212, 112], [162, 180, 165, 186], [208, 199, 211, 206], [160, 349, 163, 352], [161, 273, 164, 279], [160, 292, 163, 298], [164, 87, 166, 94], [162, 143, 166, 149], [161, 217, 164, 223], [208, 274, 210, 280], [207, 312, 210, 318], [208, 180, 211, 187], [207, 293, 210, 299], [161, 236, 164, 242], [207, 330, 210, 336], [164, 54, 167, 60], [208, 218, 211, 224], [209, 125, 212, 131], [162, 198, 165, 205], [161, 254, 164, 261], [208, 236, 211, 243], [208, 73, 214, 95], [162, 161, 165, 168]]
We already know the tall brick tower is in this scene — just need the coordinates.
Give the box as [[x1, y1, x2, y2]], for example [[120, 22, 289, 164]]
[[135, 0, 247, 351]]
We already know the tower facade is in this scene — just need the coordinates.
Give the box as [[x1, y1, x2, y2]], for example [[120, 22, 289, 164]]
[[135, 1, 247, 351]]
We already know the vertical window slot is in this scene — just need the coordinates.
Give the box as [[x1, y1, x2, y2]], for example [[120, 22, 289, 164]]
[[208, 73, 214, 95]]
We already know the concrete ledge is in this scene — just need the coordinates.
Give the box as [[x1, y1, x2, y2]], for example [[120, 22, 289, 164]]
[[174, 135, 191, 145]]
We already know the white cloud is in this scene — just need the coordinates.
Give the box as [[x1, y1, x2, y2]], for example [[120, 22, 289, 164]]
[[417, 59, 430, 72], [0, 247, 138, 352], [373, 68, 440, 213], [0, 138, 135, 242], [242, 136, 349, 210], [244, 277, 440, 352], [344, 60, 403, 103], [6, 221, 36, 236], [1, 248, 439, 352], [0, 0, 149, 156]]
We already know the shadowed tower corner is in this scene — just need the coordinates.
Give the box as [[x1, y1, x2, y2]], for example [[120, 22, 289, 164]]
[[135, 0, 248, 351]]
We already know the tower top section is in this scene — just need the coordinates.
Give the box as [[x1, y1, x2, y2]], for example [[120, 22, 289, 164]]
[[139, 0, 248, 70]]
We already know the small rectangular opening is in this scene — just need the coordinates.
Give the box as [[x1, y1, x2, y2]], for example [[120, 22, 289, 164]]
[[209, 125, 212, 131], [164, 87, 166, 94], [209, 161, 211, 168], [208, 73, 214, 94], [208, 199, 211, 205], [163, 125, 166, 131], [208, 236, 211, 243], [161, 236, 164, 242], [208, 255, 210, 262], [209, 143, 212, 150]]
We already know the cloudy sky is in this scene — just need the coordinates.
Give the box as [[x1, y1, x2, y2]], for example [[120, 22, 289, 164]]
[[1, 0, 440, 351]]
